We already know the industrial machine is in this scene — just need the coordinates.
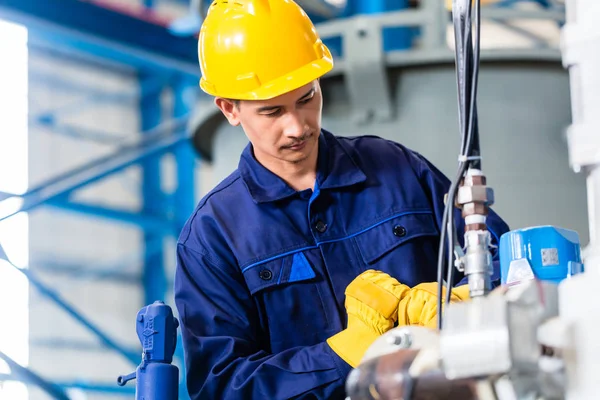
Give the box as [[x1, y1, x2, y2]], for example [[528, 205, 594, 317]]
[[118, 0, 597, 399], [345, 0, 600, 399]]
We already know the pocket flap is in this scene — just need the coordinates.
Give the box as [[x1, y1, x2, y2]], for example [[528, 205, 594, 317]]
[[355, 211, 438, 264], [242, 251, 317, 295]]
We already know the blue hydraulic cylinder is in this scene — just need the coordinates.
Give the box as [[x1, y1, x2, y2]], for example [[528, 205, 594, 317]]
[[347, 0, 413, 51], [499, 226, 584, 286], [118, 301, 180, 400]]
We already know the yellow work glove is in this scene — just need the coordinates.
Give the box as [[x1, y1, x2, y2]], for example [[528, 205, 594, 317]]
[[397, 283, 470, 330], [326, 270, 410, 368]]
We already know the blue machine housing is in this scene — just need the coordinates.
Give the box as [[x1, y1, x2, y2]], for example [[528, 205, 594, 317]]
[[118, 301, 180, 400], [499, 225, 584, 285]]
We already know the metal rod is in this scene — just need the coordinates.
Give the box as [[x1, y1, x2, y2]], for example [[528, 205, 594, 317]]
[[0, 352, 71, 400]]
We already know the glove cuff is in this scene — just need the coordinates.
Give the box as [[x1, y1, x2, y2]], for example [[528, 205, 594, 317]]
[[326, 324, 379, 368]]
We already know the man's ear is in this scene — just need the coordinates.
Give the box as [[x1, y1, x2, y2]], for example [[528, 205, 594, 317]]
[[214, 98, 241, 126]]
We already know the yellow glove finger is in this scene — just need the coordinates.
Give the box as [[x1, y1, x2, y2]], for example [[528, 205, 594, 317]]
[[353, 269, 411, 300], [408, 282, 471, 302], [327, 270, 410, 368], [397, 290, 430, 327], [345, 297, 396, 335], [345, 269, 410, 320], [397, 283, 470, 327], [421, 285, 471, 328]]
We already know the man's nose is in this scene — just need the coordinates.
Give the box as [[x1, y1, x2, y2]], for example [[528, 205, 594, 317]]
[[283, 111, 307, 137]]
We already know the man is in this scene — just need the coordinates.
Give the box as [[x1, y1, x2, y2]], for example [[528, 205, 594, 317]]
[[174, 1, 510, 399]]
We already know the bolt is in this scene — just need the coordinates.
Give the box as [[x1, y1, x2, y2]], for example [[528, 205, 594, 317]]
[[387, 331, 412, 348]]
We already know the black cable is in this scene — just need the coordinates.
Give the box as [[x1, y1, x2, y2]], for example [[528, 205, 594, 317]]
[[437, 0, 482, 329], [445, 0, 482, 307], [436, 0, 470, 330]]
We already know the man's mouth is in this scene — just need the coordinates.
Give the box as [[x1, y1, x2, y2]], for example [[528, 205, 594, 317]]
[[283, 133, 312, 150]]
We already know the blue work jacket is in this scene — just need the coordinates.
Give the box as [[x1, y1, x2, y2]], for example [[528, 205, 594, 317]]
[[174, 129, 510, 399]]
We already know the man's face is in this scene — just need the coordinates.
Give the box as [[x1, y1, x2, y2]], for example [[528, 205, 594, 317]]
[[215, 81, 323, 168]]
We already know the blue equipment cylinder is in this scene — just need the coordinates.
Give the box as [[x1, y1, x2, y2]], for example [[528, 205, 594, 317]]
[[136, 363, 179, 400], [499, 225, 584, 286]]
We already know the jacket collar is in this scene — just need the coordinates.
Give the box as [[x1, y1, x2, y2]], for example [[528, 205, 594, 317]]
[[239, 129, 367, 203]]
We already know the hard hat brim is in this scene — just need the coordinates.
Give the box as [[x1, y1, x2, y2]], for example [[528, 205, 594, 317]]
[[200, 56, 334, 101]]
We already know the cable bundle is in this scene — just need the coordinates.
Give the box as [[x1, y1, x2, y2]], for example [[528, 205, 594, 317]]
[[436, 0, 483, 330]]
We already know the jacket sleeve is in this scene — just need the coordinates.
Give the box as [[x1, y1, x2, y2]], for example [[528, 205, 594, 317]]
[[174, 243, 351, 400], [405, 148, 511, 287]]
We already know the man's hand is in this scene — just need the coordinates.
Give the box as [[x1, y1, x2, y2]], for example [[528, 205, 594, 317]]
[[327, 270, 410, 367], [397, 283, 470, 329]]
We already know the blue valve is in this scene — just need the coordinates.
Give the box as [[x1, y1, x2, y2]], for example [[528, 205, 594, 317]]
[[499, 225, 584, 286], [118, 301, 180, 400]]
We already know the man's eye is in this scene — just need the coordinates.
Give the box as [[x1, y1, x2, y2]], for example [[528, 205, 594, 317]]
[[299, 97, 313, 105], [264, 109, 282, 117]]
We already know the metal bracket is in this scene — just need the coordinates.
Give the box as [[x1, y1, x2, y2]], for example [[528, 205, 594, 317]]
[[342, 17, 395, 125]]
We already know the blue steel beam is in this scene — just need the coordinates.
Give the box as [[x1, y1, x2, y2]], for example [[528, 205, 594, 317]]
[[0, 0, 199, 76], [31, 338, 113, 352], [30, 260, 140, 284], [0, 116, 189, 223], [10, 264, 140, 365], [0, 374, 136, 397], [0, 353, 71, 400], [172, 74, 198, 400], [48, 200, 177, 234], [0, 243, 139, 365], [31, 120, 129, 145], [172, 75, 198, 229], [140, 73, 167, 306], [29, 69, 136, 102], [56, 381, 135, 396]]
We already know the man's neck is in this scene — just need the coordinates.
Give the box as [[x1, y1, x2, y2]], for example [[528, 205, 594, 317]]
[[257, 151, 318, 192]]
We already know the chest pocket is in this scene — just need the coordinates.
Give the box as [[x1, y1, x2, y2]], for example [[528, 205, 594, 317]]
[[354, 211, 440, 286], [241, 251, 336, 353]]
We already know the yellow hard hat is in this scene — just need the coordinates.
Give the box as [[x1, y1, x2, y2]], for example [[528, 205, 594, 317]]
[[198, 0, 334, 100]]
